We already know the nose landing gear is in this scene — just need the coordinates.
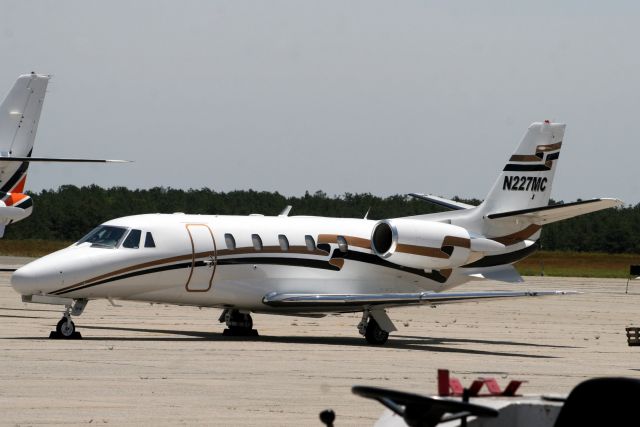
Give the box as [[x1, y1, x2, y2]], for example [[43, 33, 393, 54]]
[[50, 299, 87, 339], [54, 312, 77, 338]]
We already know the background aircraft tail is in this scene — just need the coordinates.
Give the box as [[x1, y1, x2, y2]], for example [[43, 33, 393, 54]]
[[0, 73, 129, 237], [0, 73, 49, 193]]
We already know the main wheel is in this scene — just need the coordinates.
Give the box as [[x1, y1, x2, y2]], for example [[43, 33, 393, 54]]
[[56, 318, 75, 338], [243, 314, 253, 330], [365, 317, 389, 345], [228, 311, 253, 329]]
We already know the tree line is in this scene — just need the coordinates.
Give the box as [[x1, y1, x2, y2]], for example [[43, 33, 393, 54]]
[[6, 185, 639, 254]]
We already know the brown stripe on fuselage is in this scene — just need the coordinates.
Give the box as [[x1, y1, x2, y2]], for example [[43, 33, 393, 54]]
[[535, 141, 562, 152], [395, 244, 450, 259], [317, 234, 372, 250], [442, 236, 471, 249], [52, 252, 198, 294], [396, 235, 470, 258], [329, 259, 345, 269], [52, 245, 331, 295], [489, 224, 542, 246]]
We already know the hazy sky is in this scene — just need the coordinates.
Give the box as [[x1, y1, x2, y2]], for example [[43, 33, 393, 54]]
[[2, 1, 639, 204]]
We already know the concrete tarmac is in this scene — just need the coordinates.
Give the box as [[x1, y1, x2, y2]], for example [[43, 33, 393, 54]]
[[2, 263, 640, 426]]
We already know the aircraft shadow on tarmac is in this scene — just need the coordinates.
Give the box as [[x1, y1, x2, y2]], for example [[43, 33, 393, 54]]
[[12, 324, 569, 358], [1, 306, 67, 313], [0, 313, 50, 320]]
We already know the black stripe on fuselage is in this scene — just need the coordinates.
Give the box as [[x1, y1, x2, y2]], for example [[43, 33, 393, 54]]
[[51, 250, 453, 295], [53, 256, 346, 295], [331, 250, 450, 283], [217, 256, 341, 271], [461, 243, 538, 268], [53, 262, 194, 295]]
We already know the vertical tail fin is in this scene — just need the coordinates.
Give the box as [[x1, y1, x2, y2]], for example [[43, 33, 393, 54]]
[[0, 73, 50, 193], [480, 121, 565, 215]]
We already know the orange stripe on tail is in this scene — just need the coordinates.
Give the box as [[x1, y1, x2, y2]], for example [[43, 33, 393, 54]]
[[4, 192, 28, 207], [11, 175, 27, 193]]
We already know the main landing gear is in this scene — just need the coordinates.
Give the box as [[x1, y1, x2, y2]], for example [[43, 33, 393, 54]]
[[358, 309, 397, 345], [219, 309, 259, 337], [50, 299, 87, 339]]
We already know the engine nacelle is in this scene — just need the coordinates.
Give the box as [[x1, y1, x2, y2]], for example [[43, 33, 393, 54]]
[[371, 219, 472, 270], [0, 192, 33, 223]]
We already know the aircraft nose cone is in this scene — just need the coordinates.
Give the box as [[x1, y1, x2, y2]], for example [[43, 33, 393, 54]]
[[11, 262, 62, 296]]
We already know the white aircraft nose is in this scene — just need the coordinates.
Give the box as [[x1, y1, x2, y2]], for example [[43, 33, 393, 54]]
[[11, 261, 62, 296]]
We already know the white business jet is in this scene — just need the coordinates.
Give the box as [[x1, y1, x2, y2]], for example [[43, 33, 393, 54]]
[[0, 73, 127, 237], [11, 121, 621, 344]]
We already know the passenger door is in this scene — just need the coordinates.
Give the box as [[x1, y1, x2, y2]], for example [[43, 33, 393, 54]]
[[185, 224, 216, 292]]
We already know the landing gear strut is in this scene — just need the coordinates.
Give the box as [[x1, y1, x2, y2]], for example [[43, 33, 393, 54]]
[[50, 299, 87, 339], [219, 309, 258, 337], [358, 310, 391, 345]]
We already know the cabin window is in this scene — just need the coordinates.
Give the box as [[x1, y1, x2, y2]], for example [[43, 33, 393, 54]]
[[305, 235, 316, 252], [123, 229, 142, 249], [337, 235, 348, 253], [252, 234, 263, 251], [144, 232, 156, 248], [225, 233, 236, 250], [278, 234, 289, 251], [76, 225, 128, 249]]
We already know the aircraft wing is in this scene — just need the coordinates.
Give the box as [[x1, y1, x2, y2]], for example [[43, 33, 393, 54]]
[[262, 290, 576, 309], [487, 198, 623, 225]]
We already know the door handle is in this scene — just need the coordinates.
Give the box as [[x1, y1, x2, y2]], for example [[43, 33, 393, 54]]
[[203, 255, 215, 268]]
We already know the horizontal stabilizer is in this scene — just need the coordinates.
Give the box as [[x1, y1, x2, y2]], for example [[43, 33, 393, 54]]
[[486, 198, 623, 225], [408, 193, 475, 211], [263, 289, 575, 308], [0, 157, 130, 163]]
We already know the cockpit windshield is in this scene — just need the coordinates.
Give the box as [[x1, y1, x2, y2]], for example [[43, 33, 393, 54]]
[[76, 225, 128, 248]]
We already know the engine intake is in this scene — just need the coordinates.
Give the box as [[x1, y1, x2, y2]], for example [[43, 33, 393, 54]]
[[371, 219, 472, 270]]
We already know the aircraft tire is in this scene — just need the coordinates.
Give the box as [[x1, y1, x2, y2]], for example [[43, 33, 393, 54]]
[[228, 311, 253, 329], [365, 317, 389, 345], [56, 318, 76, 338], [244, 314, 253, 330]]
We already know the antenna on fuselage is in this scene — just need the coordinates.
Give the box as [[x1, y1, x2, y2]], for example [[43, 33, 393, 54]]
[[364, 207, 371, 219], [279, 205, 292, 217]]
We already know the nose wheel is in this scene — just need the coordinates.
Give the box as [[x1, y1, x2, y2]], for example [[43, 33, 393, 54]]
[[50, 313, 82, 339], [56, 316, 76, 337], [49, 301, 85, 339]]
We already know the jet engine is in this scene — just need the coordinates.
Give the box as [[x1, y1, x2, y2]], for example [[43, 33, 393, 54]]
[[371, 219, 505, 270], [0, 192, 33, 223]]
